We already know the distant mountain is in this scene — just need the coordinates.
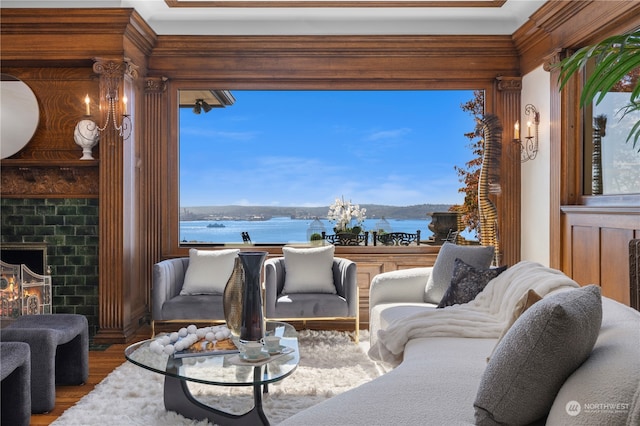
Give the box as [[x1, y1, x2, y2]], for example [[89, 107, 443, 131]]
[[180, 204, 452, 221]]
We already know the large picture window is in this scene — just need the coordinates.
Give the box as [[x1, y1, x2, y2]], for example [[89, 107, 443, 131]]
[[178, 90, 477, 245], [583, 66, 640, 196]]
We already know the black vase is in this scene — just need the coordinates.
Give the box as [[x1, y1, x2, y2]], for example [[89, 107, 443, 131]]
[[239, 251, 267, 342]]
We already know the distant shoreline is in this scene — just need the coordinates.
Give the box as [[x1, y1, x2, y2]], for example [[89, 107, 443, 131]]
[[180, 203, 453, 222]]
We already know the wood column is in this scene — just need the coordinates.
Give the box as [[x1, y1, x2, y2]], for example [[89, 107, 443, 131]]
[[94, 58, 141, 343], [140, 76, 169, 318], [493, 76, 522, 266]]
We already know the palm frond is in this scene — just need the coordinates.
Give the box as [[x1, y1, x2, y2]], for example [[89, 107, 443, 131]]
[[557, 31, 640, 104], [555, 30, 640, 151]]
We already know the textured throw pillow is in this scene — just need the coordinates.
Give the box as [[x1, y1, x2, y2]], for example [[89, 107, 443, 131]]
[[282, 245, 336, 294], [180, 248, 240, 295], [474, 285, 602, 425], [424, 242, 495, 304], [437, 258, 507, 308], [486, 288, 542, 362]]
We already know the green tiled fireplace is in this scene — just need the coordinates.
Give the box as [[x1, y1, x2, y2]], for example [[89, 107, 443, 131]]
[[1, 198, 99, 336]]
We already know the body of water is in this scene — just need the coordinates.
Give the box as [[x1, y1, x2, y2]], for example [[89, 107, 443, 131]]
[[180, 217, 434, 244]]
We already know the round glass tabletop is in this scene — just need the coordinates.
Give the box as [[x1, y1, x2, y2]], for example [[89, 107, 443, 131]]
[[125, 321, 299, 387]]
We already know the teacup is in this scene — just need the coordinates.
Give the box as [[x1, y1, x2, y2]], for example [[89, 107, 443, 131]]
[[243, 342, 263, 359], [263, 335, 281, 352]]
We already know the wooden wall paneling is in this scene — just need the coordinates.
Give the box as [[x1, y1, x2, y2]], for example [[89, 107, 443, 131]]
[[561, 206, 640, 306], [0, 67, 100, 161], [0, 67, 101, 198], [517, 4, 640, 271], [600, 227, 634, 305], [354, 262, 384, 326], [569, 225, 600, 286]]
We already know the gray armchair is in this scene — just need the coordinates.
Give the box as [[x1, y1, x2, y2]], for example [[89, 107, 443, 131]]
[[151, 257, 231, 335], [264, 256, 359, 342]]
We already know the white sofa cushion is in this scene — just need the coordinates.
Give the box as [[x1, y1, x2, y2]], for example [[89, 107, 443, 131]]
[[547, 297, 640, 425], [282, 245, 336, 294], [474, 285, 602, 425], [280, 337, 495, 426], [424, 242, 495, 304], [180, 248, 240, 295], [369, 302, 436, 347]]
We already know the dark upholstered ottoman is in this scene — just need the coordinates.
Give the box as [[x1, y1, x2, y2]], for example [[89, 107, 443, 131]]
[[1, 314, 89, 413], [1, 341, 31, 426]]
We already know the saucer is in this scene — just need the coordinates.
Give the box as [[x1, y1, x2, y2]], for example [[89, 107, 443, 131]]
[[266, 345, 288, 355], [240, 352, 270, 362]]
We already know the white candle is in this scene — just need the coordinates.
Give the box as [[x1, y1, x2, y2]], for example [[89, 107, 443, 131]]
[[122, 94, 128, 115], [527, 121, 532, 138], [514, 121, 520, 139], [84, 95, 91, 116]]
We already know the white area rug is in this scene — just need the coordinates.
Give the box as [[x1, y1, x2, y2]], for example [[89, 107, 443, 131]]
[[53, 330, 380, 426]]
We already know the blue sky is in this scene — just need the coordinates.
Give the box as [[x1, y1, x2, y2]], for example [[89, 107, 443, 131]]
[[179, 90, 477, 207]]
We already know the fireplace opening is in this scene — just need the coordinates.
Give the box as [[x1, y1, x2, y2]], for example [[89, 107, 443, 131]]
[[1, 243, 48, 275], [1, 243, 51, 317]]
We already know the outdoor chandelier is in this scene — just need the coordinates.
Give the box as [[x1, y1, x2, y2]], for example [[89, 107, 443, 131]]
[[514, 103, 540, 163], [193, 99, 212, 114]]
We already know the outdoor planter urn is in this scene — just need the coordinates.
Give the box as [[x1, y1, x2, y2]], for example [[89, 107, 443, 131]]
[[427, 212, 459, 244]]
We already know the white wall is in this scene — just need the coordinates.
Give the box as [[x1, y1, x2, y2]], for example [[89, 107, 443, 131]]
[[520, 66, 551, 265]]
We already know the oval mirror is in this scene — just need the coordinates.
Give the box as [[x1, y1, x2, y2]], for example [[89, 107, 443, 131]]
[[1, 74, 40, 159]]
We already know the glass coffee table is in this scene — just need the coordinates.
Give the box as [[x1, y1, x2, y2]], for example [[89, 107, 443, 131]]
[[125, 321, 298, 426]]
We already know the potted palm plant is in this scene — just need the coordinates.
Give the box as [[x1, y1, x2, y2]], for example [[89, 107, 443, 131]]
[[556, 30, 640, 151]]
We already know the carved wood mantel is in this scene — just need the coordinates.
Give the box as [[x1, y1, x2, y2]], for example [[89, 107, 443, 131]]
[[0, 161, 99, 198]]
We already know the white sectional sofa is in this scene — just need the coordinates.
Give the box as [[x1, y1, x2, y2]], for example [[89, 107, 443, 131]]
[[280, 255, 640, 425]]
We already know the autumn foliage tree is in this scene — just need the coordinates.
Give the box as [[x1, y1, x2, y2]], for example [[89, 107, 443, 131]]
[[450, 90, 485, 238]]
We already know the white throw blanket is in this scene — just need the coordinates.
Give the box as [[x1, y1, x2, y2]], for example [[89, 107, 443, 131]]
[[368, 261, 579, 366]]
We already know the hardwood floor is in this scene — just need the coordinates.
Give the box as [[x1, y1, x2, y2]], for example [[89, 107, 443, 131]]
[[29, 327, 152, 426]]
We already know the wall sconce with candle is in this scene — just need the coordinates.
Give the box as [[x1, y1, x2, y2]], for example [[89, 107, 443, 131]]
[[514, 104, 540, 163], [73, 90, 131, 160]]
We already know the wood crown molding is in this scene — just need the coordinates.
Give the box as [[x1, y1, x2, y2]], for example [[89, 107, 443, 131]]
[[149, 34, 520, 83], [152, 34, 517, 57], [0, 9, 157, 63], [513, 1, 640, 76]]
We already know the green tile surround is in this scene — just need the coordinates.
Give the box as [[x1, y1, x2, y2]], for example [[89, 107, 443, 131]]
[[1, 198, 99, 336]]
